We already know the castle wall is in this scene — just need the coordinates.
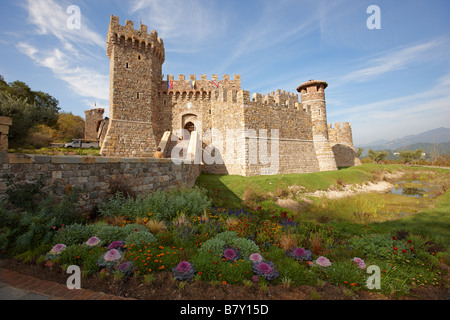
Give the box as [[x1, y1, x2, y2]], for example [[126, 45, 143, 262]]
[[242, 95, 320, 175], [0, 152, 200, 214]]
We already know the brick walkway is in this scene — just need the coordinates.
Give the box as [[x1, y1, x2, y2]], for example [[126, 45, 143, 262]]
[[0, 268, 135, 300]]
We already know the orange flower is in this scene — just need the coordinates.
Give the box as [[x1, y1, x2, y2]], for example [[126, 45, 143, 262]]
[[222, 281, 227, 285]]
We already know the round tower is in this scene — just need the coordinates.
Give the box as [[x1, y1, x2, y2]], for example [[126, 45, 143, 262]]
[[101, 15, 165, 157], [297, 80, 337, 171]]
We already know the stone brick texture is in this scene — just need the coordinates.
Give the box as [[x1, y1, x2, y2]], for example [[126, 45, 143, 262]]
[[0, 153, 200, 214]]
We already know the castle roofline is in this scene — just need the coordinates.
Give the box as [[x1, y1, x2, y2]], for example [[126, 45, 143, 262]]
[[296, 80, 328, 92]]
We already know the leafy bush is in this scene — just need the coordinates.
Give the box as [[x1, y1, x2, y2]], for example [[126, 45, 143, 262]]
[[53, 224, 91, 246], [98, 187, 212, 223], [2, 174, 46, 212], [88, 223, 129, 244], [4, 189, 83, 254], [198, 231, 260, 257], [125, 230, 157, 247], [97, 192, 144, 220]]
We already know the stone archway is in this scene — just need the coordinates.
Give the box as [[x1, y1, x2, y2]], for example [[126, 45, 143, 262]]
[[180, 113, 199, 140], [184, 122, 195, 134]]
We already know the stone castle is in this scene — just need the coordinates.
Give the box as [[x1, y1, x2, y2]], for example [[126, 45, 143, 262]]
[[86, 15, 361, 176]]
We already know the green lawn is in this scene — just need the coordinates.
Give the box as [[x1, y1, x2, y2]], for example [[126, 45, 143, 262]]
[[196, 164, 450, 246]]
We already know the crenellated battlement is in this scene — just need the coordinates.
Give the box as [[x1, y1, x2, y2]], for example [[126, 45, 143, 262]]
[[107, 15, 165, 63], [327, 122, 353, 145], [251, 89, 300, 109], [161, 74, 241, 92], [159, 88, 250, 104]]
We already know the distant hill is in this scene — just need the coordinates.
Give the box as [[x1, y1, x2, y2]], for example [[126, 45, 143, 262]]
[[357, 127, 450, 154], [395, 142, 450, 158]]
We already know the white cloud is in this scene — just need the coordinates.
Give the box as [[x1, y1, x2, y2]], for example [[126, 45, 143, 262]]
[[129, 0, 227, 52], [16, 42, 109, 101], [23, 0, 104, 50], [15, 0, 109, 105], [332, 37, 450, 86]]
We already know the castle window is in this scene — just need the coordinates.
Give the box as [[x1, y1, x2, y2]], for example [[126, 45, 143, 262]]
[[209, 109, 211, 115], [138, 55, 141, 60], [126, 62, 129, 69], [137, 92, 140, 99], [163, 100, 167, 106]]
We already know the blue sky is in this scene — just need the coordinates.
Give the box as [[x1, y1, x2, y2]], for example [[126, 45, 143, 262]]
[[0, 0, 449, 146]]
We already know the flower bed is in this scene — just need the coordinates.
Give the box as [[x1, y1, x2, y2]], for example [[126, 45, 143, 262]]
[[1, 184, 448, 298]]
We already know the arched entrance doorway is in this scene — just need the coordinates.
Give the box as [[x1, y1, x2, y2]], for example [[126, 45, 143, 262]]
[[184, 122, 195, 134]]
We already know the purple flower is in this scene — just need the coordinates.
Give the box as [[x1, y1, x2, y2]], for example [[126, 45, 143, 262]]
[[256, 262, 273, 274], [353, 257, 366, 269], [249, 253, 263, 264], [251, 275, 259, 282], [108, 241, 124, 250], [223, 248, 236, 260], [252, 260, 279, 281], [287, 247, 312, 261], [315, 256, 331, 267], [173, 261, 195, 281], [175, 261, 193, 274], [86, 236, 101, 247], [118, 262, 130, 271], [294, 247, 306, 257], [50, 244, 66, 255], [104, 249, 122, 262]]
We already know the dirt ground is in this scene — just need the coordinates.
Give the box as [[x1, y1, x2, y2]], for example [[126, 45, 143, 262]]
[[1, 258, 448, 300]]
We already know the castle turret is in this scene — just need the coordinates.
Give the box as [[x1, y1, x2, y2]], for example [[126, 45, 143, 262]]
[[101, 15, 165, 157], [327, 122, 362, 167], [297, 80, 338, 171]]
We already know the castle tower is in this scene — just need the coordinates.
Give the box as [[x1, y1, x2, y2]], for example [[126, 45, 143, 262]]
[[84, 108, 105, 141], [101, 15, 165, 157], [328, 122, 362, 167], [297, 80, 338, 171]]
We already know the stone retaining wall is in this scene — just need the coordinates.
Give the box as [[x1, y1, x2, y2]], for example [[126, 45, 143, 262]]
[[0, 152, 201, 213]]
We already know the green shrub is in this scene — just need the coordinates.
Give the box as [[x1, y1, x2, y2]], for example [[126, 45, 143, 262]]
[[143, 187, 212, 222], [97, 192, 144, 220], [0, 176, 83, 255], [198, 231, 260, 257], [2, 174, 46, 212], [53, 223, 91, 246], [88, 223, 129, 245], [125, 230, 157, 247], [98, 187, 212, 223]]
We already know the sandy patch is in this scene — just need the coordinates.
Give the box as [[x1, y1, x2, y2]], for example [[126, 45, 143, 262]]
[[306, 181, 394, 199]]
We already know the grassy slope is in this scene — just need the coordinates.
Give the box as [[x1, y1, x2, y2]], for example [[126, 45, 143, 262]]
[[368, 190, 450, 245], [196, 164, 450, 245]]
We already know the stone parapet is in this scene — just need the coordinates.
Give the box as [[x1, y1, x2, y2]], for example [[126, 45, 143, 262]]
[[0, 153, 201, 213]]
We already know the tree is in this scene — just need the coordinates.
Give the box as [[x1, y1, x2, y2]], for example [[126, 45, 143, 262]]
[[0, 76, 60, 127], [399, 149, 424, 164], [0, 75, 61, 147], [53, 112, 85, 142], [368, 149, 389, 163], [357, 147, 365, 157], [0, 91, 37, 147]]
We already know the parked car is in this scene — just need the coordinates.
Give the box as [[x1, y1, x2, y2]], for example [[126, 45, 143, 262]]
[[64, 140, 99, 149]]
